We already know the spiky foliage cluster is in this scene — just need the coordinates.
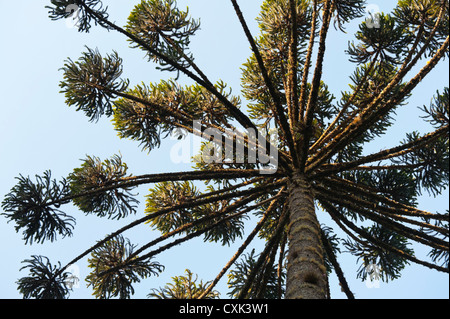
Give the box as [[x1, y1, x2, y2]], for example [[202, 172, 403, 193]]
[[227, 249, 285, 299], [343, 224, 415, 282], [68, 154, 139, 219], [3, 0, 449, 299], [126, 0, 200, 74], [1, 171, 74, 244], [146, 181, 248, 246], [17, 256, 72, 299], [149, 269, 220, 299], [112, 80, 238, 152], [86, 235, 164, 299], [47, 0, 112, 33], [59, 47, 129, 122]]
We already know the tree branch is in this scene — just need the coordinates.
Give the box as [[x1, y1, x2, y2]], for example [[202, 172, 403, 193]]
[[299, 0, 333, 171], [320, 199, 449, 273], [298, 0, 318, 122], [310, 125, 448, 177], [54, 178, 287, 278], [314, 184, 449, 250], [229, 0, 298, 166], [287, 0, 300, 133], [198, 187, 286, 299], [307, 35, 449, 173], [80, 0, 278, 157], [237, 204, 289, 299]]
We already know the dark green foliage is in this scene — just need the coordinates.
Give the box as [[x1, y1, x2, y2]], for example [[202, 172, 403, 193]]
[[394, 0, 450, 58], [354, 169, 418, 205], [125, 0, 200, 74], [347, 13, 409, 65], [17, 256, 72, 299], [68, 155, 139, 219], [227, 249, 284, 299], [146, 181, 247, 246], [321, 225, 342, 274], [392, 131, 449, 196], [1, 171, 74, 244], [86, 235, 164, 299], [425, 210, 449, 267], [332, 0, 366, 31], [5, 0, 448, 299], [46, 0, 112, 33], [60, 47, 129, 122], [343, 224, 414, 282], [148, 269, 220, 299], [420, 87, 449, 129]]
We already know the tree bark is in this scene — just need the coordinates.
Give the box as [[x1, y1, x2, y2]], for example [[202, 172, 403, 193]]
[[286, 172, 327, 299]]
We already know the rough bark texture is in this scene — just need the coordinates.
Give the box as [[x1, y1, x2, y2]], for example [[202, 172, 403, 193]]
[[286, 172, 327, 299]]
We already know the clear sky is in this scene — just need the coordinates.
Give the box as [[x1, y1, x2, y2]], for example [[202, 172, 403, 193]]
[[0, 1, 448, 299]]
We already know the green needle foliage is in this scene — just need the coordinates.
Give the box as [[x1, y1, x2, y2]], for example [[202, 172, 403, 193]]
[[126, 0, 200, 74], [60, 47, 129, 122], [227, 249, 285, 299], [86, 235, 164, 299], [149, 269, 220, 299], [2, 0, 449, 299], [343, 224, 415, 282], [68, 154, 139, 219], [1, 171, 74, 244], [17, 256, 73, 299]]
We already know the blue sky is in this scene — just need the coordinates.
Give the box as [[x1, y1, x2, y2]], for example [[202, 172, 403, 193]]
[[0, 1, 448, 299]]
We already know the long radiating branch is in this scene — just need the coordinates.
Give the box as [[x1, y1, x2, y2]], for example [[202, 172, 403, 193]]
[[319, 176, 449, 222], [338, 37, 450, 157], [255, 242, 279, 298], [313, 16, 428, 154], [298, 0, 318, 122], [287, 0, 300, 133], [79, 2, 208, 88], [311, 125, 449, 178], [314, 185, 449, 250], [306, 35, 449, 173], [48, 169, 279, 210], [129, 190, 284, 269], [237, 205, 289, 299], [310, 5, 445, 158], [320, 199, 449, 273], [299, 0, 333, 171], [79, 1, 276, 152], [310, 51, 380, 153], [229, 0, 299, 166], [128, 189, 280, 261], [85, 78, 289, 174], [198, 188, 286, 299], [318, 179, 449, 236], [55, 179, 286, 278]]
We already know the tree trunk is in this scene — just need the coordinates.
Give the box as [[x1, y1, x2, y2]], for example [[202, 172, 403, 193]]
[[286, 172, 327, 299]]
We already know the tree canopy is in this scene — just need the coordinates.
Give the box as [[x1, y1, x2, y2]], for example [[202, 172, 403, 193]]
[[1, 0, 449, 299]]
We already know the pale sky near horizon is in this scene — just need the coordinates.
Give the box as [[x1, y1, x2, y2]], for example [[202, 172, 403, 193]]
[[0, 1, 448, 299]]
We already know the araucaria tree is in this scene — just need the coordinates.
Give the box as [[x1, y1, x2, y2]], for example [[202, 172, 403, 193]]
[[2, 0, 449, 299]]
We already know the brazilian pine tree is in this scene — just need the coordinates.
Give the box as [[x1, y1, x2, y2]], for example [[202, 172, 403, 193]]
[[2, 0, 449, 299]]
